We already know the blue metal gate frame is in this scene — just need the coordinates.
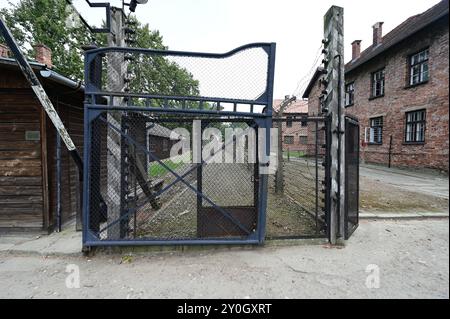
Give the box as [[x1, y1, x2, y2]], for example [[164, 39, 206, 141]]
[[82, 43, 276, 248]]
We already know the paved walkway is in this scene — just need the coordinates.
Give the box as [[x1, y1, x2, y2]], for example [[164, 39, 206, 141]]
[[0, 219, 448, 299], [360, 164, 449, 199], [0, 228, 82, 256]]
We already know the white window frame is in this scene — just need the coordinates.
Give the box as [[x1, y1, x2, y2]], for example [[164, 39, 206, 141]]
[[345, 82, 355, 106], [284, 135, 294, 145], [364, 117, 383, 144], [371, 69, 385, 98], [409, 49, 429, 86], [405, 110, 426, 143]]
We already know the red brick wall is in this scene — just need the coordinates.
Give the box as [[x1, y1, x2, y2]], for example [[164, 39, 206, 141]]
[[304, 17, 449, 171], [345, 18, 449, 172], [279, 113, 309, 152]]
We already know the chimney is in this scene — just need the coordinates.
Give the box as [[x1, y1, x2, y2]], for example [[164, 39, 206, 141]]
[[0, 43, 10, 58], [372, 22, 384, 46], [33, 44, 52, 68], [351, 40, 362, 60]]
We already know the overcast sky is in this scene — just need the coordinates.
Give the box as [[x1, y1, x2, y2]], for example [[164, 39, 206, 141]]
[[1, 0, 441, 98]]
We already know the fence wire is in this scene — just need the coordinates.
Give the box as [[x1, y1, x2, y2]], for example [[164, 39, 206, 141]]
[[85, 45, 271, 112], [266, 118, 328, 239], [87, 111, 262, 241]]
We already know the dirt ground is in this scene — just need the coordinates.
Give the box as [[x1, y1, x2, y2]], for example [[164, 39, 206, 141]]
[[97, 158, 448, 241], [0, 219, 448, 299], [267, 159, 325, 238], [125, 159, 325, 239]]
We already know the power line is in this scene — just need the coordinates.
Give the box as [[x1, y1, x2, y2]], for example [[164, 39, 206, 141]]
[[292, 55, 323, 98]]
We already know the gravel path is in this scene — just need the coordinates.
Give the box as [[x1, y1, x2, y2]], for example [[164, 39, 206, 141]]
[[0, 219, 447, 299]]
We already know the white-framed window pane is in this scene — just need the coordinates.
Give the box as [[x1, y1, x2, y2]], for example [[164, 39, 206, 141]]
[[410, 65, 420, 84], [416, 123, 424, 141], [410, 49, 429, 85], [345, 82, 355, 106], [372, 70, 385, 96], [417, 111, 423, 121], [405, 110, 425, 142], [369, 117, 383, 143], [421, 63, 429, 82], [406, 124, 411, 142], [284, 136, 294, 144]]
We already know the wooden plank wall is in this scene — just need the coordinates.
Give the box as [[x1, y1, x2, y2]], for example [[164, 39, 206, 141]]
[[46, 94, 84, 229], [0, 90, 44, 229]]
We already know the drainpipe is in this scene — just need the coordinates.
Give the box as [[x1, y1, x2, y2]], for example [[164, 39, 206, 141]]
[[39, 69, 84, 91], [56, 99, 62, 232]]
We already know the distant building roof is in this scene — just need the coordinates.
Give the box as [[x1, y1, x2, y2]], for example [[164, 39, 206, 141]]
[[273, 99, 308, 114], [346, 0, 449, 73], [147, 122, 182, 139]]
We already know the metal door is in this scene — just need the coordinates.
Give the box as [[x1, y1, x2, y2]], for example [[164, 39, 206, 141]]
[[344, 117, 360, 239]]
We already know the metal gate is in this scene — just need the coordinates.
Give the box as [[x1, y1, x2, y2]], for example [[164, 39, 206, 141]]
[[82, 43, 275, 247], [344, 117, 360, 239]]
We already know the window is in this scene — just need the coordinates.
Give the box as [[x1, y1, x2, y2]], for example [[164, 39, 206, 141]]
[[405, 110, 426, 143], [162, 139, 169, 152], [286, 116, 293, 128], [299, 136, 308, 145], [369, 117, 383, 144], [371, 69, 385, 98], [149, 137, 157, 152], [301, 118, 307, 127], [409, 49, 429, 86], [345, 82, 355, 106], [284, 136, 294, 144]]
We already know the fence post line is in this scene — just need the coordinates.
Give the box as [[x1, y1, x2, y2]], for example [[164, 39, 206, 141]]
[[388, 135, 393, 168]]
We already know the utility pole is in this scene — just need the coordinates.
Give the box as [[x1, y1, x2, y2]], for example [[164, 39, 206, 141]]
[[275, 95, 297, 194], [321, 6, 346, 244], [106, 7, 128, 239]]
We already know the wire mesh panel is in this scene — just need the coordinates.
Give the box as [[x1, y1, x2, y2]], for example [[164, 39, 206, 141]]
[[85, 111, 263, 243], [83, 43, 275, 246], [84, 43, 274, 114], [266, 117, 329, 239]]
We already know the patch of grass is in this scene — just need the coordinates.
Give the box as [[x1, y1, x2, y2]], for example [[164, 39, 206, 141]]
[[120, 255, 133, 264], [283, 151, 306, 159], [148, 159, 183, 178]]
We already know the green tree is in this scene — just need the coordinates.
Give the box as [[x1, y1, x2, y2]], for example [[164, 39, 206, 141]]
[[126, 16, 200, 104], [0, 0, 92, 80], [1, 0, 201, 99]]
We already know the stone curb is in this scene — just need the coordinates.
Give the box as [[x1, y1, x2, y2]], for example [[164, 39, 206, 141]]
[[360, 212, 449, 219]]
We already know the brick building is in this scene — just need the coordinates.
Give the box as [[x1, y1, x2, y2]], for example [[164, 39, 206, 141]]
[[273, 99, 309, 154], [304, 0, 449, 172]]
